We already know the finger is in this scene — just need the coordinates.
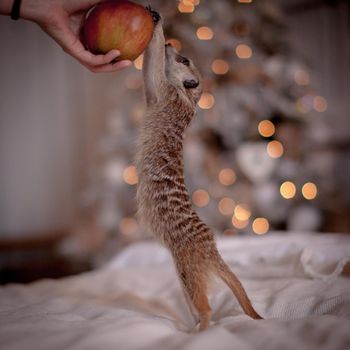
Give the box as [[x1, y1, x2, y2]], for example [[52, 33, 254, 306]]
[[75, 48, 121, 65], [42, 16, 131, 72], [93, 49, 122, 65], [45, 19, 121, 67], [88, 60, 132, 73]]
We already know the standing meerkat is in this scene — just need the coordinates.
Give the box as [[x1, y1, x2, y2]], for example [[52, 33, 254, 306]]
[[136, 8, 262, 331]]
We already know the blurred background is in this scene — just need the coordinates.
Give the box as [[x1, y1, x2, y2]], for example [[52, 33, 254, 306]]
[[0, 0, 349, 284]]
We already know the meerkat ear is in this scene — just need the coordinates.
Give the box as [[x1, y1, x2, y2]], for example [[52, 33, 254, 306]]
[[183, 79, 199, 89]]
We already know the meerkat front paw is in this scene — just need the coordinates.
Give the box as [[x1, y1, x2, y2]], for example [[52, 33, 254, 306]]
[[146, 5, 161, 24]]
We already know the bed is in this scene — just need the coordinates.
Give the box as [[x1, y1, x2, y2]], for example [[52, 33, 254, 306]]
[[1, 232, 349, 350]]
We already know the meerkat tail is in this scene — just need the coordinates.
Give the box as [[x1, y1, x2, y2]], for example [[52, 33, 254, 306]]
[[212, 255, 263, 319]]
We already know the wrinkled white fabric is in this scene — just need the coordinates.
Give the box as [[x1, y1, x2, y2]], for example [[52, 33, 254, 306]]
[[110, 232, 350, 281], [1, 233, 349, 350]]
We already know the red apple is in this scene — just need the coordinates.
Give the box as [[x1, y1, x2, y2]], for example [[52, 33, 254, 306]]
[[82, 0, 154, 61]]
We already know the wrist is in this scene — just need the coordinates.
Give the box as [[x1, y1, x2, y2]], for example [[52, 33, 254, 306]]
[[4, 0, 51, 22]]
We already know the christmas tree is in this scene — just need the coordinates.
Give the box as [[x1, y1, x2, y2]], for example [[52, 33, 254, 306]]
[[83, 0, 333, 254]]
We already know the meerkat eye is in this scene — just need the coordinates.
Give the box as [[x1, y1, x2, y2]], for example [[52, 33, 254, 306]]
[[176, 55, 190, 66]]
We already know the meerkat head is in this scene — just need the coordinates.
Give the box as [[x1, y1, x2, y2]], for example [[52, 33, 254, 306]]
[[165, 43, 202, 104]]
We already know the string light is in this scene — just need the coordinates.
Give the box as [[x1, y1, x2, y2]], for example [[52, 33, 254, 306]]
[[302, 182, 317, 200], [232, 216, 249, 229], [119, 217, 139, 235], [294, 69, 310, 86], [166, 38, 182, 51], [133, 54, 143, 70], [252, 218, 269, 235], [266, 140, 284, 158], [280, 181, 296, 199], [218, 197, 235, 215], [192, 189, 210, 207], [313, 96, 327, 112], [178, 2, 195, 13], [196, 26, 214, 40], [218, 168, 236, 186], [258, 120, 275, 137], [235, 44, 252, 59], [198, 93, 215, 109], [211, 59, 229, 75], [234, 204, 251, 221], [123, 165, 138, 185], [182, 0, 200, 5]]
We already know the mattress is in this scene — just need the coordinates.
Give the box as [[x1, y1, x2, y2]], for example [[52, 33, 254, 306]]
[[1, 233, 349, 350]]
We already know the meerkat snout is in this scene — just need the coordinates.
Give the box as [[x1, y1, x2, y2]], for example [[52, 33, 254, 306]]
[[183, 79, 199, 89], [164, 44, 202, 101]]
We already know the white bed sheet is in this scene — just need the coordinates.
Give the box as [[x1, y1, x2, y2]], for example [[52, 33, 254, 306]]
[[1, 233, 350, 350]]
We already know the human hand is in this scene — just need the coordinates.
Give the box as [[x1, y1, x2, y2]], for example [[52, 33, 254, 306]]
[[19, 0, 132, 72]]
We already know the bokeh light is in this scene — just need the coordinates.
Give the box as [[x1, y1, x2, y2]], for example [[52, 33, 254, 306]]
[[258, 120, 275, 137], [119, 217, 139, 236], [313, 96, 327, 112], [235, 44, 252, 59], [232, 216, 249, 229], [123, 165, 138, 185], [192, 189, 210, 207], [218, 197, 236, 215], [280, 181, 296, 199], [302, 182, 318, 200], [234, 204, 251, 221], [166, 38, 182, 51], [198, 93, 215, 109], [133, 54, 143, 70], [294, 69, 310, 86], [252, 218, 269, 235], [182, 0, 200, 6], [196, 26, 214, 40], [211, 59, 229, 75], [266, 140, 284, 158], [178, 2, 195, 13], [218, 168, 236, 186]]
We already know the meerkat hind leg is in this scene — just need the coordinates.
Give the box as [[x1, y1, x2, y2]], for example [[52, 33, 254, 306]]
[[182, 276, 212, 331]]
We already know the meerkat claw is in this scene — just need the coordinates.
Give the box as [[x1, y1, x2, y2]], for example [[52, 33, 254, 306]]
[[146, 5, 161, 23]]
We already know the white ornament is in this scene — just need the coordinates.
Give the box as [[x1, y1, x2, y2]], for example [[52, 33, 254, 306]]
[[288, 205, 322, 232], [254, 182, 288, 222], [236, 142, 276, 184]]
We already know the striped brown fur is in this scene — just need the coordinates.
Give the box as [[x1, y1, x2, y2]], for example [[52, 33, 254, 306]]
[[136, 9, 262, 331]]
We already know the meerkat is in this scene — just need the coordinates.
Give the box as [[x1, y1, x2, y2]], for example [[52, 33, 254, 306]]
[[136, 8, 262, 331]]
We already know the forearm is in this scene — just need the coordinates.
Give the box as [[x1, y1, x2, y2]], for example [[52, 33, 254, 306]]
[[0, 0, 52, 21], [143, 22, 167, 105], [0, 0, 14, 15]]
